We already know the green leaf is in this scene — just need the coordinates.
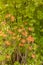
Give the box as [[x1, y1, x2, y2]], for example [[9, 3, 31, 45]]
[[14, 61, 20, 65]]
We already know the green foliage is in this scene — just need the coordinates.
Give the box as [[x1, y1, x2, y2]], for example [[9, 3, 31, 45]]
[[14, 61, 20, 65], [0, 0, 43, 65]]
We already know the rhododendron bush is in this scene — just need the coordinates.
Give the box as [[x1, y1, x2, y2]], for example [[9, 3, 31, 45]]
[[0, 0, 43, 65]]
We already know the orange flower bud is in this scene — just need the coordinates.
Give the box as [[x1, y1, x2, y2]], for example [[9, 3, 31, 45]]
[[12, 36, 16, 40], [10, 15, 15, 22], [1, 21, 6, 25], [18, 29, 22, 32], [0, 30, 2, 34], [27, 35, 34, 43], [22, 31, 28, 37], [32, 54, 36, 59], [0, 31, 3, 36], [19, 43, 24, 47], [6, 54, 10, 59], [7, 30, 14, 34], [28, 27, 33, 31], [21, 39, 26, 43], [2, 34, 7, 37], [0, 34, 2, 36], [5, 41, 11, 46]]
